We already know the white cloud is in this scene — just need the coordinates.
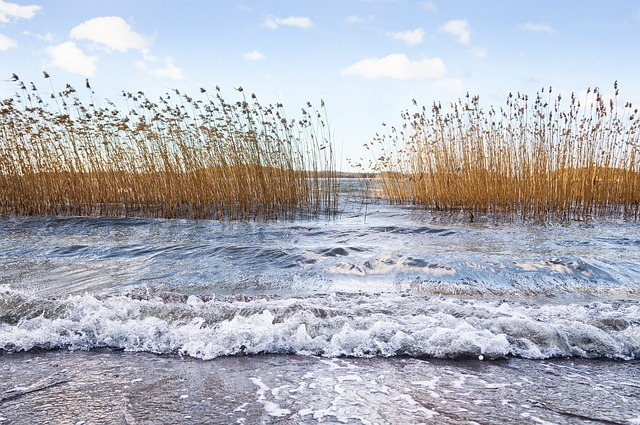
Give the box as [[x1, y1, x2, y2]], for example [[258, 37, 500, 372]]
[[134, 49, 160, 71], [151, 58, 184, 80], [469, 46, 487, 58], [422, 1, 437, 12], [341, 53, 447, 80], [70, 16, 152, 52], [388, 28, 424, 45], [23, 30, 54, 42], [0, 0, 40, 23], [519, 22, 555, 34], [429, 78, 464, 95], [142, 49, 157, 62], [263, 16, 279, 29], [243, 50, 264, 61], [440, 19, 470, 45], [345, 15, 374, 24], [46, 41, 98, 77], [263, 15, 313, 30], [0, 33, 17, 50]]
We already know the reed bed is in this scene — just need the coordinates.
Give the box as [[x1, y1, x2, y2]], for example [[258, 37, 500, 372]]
[[368, 84, 640, 221], [0, 75, 338, 220]]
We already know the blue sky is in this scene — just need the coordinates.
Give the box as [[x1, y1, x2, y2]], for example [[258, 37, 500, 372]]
[[1, 0, 639, 170]]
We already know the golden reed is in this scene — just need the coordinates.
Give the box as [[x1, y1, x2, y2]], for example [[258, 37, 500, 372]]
[[366, 84, 640, 221], [0, 74, 337, 220]]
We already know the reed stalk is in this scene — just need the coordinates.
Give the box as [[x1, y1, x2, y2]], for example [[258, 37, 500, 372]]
[[369, 84, 640, 221], [0, 76, 337, 220]]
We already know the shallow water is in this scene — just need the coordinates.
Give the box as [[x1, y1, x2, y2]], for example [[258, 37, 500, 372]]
[[1, 197, 640, 422], [1, 350, 639, 424]]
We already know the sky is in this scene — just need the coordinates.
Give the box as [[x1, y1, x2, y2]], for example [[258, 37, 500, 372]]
[[1, 0, 639, 170]]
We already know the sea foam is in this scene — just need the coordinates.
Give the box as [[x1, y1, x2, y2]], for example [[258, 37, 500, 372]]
[[1, 287, 638, 360]]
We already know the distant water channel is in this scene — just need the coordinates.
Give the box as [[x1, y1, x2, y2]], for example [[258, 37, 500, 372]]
[[1, 192, 639, 423]]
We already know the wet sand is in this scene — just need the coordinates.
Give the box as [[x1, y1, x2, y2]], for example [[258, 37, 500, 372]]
[[1, 350, 638, 424]]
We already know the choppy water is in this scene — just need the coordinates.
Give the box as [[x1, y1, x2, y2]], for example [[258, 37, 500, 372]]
[[1, 194, 640, 423]]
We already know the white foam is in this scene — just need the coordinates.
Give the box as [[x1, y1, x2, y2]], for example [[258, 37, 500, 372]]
[[249, 377, 291, 417], [393, 394, 439, 418], [1, 289, 639, 360]]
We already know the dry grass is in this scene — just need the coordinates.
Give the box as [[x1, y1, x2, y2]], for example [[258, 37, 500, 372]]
[[367, 84, 640, 221], [0, 75, 338, 220]]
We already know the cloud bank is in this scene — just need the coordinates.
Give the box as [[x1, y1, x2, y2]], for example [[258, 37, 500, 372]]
[[70, 16, 152, 52], [0, 0, 40, 23], [46, 41, 98, 77], [341, 53, 447, 80], [43, 16, 184, 80], [0, 0, 40, 50]]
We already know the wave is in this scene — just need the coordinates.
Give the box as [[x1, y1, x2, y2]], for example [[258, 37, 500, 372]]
[[2, 214, 640, 298], [1, 286, 638, 361]]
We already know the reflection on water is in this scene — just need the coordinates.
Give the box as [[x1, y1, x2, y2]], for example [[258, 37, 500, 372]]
[[1, 203, 639, 299]]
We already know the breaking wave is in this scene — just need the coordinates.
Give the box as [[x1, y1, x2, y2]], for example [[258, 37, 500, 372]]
[[2, 286, 639, 360]]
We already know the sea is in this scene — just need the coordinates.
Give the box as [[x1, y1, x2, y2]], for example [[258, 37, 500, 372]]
[[1, 189, 639, 424]]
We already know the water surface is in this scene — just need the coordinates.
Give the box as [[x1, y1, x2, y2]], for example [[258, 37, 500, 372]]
[[1, 198, 639, 423]]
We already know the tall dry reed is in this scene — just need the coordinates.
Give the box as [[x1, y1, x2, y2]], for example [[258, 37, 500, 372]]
[[367, 84, 640, 221], [0, 74, 338, 220]]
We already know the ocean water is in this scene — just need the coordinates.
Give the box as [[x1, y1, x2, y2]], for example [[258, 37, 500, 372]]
[[1, 195, 639, 424]]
